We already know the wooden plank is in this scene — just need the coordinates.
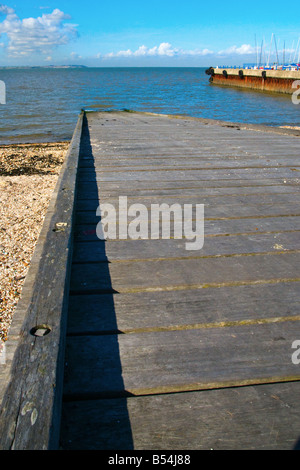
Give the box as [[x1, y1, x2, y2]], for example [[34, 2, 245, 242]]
[[75, 203, 300, 225], [76, 184, 300, 200], [69, 251, 300, 294], [76, 167, 300, 182], [75, 193, 300, 212], [63, 321, 300, 398], [60, 381, 300, 450], [72, 231, 300, 262], [78, 157, 300, 169], [74, 215, 300, 241], [76, 179, 300, 197], [67, 281, 300, 335], [0, 113, 84, 451], [85, 138, 300, 153]]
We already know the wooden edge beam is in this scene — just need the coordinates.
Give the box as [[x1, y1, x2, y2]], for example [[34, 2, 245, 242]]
[[0, 111, 84, 450]]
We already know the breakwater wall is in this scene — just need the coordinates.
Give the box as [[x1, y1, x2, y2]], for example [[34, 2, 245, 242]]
[[207, 68, 300, 94]]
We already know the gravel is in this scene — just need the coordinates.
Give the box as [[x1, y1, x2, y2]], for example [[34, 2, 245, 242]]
[[0, 142, 69, 346]]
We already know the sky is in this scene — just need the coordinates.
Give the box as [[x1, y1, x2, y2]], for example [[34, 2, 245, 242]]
[[0, 1, 299, 67]]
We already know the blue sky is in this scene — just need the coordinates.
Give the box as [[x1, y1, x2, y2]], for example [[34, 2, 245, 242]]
[[0, 1, 299, 66]]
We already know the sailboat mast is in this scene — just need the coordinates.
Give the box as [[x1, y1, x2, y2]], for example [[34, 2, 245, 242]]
[[259, 39, 263, 68], [293, 37, 300, 63], [255, 34, 259, 67], [274, 35, 279, 65], [289, 40, 294, 63], [267, 33, 273, 67]]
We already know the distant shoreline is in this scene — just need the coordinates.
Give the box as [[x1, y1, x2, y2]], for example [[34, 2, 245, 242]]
[[0, 65, 207, 69], [0, 65, 88, 69]]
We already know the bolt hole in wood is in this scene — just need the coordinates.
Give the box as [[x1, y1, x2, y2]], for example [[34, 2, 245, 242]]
[[30, 325, 52, 337], [53, 222, 68, 233]]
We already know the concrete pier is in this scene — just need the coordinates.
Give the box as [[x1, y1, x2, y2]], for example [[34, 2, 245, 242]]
[[1, 111, 300, 450], [210, 68, 300, 94]]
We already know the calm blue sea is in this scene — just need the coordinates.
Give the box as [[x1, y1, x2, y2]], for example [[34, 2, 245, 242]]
[[0, 67, 299, 144]]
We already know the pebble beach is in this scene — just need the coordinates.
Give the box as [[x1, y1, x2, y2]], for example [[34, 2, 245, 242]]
[[0, 142, 69, 347]]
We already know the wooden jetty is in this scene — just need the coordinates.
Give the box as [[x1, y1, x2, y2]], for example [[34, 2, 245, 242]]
[[1, 110, 300, 450]]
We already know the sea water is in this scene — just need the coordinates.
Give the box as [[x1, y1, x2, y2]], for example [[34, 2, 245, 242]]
[[0, 67, 299, 144]]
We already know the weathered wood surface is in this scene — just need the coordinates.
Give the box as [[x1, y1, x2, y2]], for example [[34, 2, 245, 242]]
[[61, 381, 300, 450], [75, 215, 300, 242], [70, 252, 300, 293], [77, 179, 300, 197], [0, 113, 84, 450], [58, 111, 300, 450], [72, 232, 300, 262], [1, 111, 299, 450], [64, 322, 300, 398], [67, 281, 300, 336]]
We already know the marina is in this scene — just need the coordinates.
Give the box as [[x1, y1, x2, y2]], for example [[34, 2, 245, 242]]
[[1, 110, 300, 449], [207, 33, 300, 95]]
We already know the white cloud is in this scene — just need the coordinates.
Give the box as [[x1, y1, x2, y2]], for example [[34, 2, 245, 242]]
[[71, 51, 82, 59], [108, 49, 133, 58], [0, 4, 78, 57], [100, 42, 262, 64], [70, 52, 82, 61], [103, 42, 214, 59], [104, 42, 178, 58], [218, 44, 255, 55], [184, 48, 214, 56], [154, 42, 178, 57]]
